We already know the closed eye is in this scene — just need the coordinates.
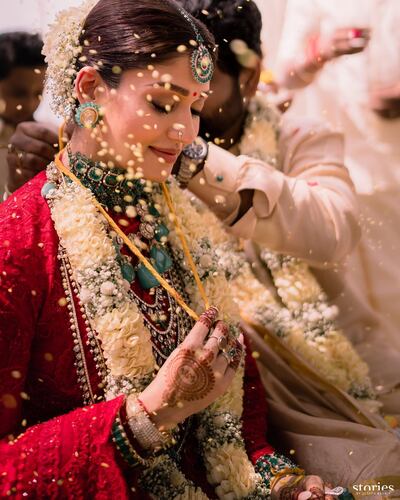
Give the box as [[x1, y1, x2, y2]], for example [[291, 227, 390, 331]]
[[151, 102, 172, 114], [151, 101, 201, 117]]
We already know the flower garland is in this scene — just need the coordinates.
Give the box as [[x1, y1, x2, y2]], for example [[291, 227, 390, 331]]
[[185, 93, 377, 406], [169, 186, 376, 407], [45, 164, 280, 499], [43, 0, 98, 119]]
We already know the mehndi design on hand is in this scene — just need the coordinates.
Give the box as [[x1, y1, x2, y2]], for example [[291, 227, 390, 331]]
[[163, 348, 216, 406]]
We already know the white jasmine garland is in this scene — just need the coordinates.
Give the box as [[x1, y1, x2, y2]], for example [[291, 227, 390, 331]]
[[205, 442, 260, 499], [51, 180, 155, 398]]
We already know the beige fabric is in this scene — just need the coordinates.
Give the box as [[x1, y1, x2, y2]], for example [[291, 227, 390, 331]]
[[189, 114, 361, 267], [246, 324, 400, 486]]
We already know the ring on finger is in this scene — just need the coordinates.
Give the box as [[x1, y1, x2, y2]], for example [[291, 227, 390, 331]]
[[227, 346, 243, 369], [208, 334, 228, 351]]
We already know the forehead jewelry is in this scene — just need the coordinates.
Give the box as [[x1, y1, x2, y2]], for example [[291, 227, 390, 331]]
[[175, 4, 214, 84]]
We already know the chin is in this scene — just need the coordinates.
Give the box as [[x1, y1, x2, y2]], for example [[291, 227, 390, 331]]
[[140, 165, 173, 183]]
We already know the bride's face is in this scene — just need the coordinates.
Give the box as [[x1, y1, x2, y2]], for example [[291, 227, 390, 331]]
[[85, 56, 209, 182]]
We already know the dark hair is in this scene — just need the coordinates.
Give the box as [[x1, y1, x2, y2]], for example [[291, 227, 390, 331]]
[[175, 0, 262, 77], [76, 0, 216, 89], [0, 32, 45, 80]]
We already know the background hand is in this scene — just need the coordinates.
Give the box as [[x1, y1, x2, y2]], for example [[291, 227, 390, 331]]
[[273, 474, 336, 500], [323, 27, 370, 60], [7, 121, 58, 193]]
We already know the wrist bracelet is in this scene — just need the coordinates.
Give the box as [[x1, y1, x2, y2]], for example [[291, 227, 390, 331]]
[[270, 466, 305, 492], [112, 414, 147, 467], [126, 395, 173, 453], [176, 157, 198, 188]]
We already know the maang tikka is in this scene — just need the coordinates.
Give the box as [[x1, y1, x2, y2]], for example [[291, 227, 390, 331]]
[[174, 3, 214, 84]]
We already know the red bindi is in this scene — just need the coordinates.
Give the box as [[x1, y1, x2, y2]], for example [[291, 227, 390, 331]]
[[193, 92, 198, 97]]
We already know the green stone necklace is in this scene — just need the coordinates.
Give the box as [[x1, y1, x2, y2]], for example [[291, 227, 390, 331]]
[[67, 148, 173, 290]]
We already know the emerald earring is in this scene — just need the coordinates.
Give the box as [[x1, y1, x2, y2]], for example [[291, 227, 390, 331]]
[[75, 102, 103, 129]]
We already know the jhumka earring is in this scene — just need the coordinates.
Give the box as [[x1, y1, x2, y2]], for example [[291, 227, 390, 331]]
[[75, 102, 103, 129]]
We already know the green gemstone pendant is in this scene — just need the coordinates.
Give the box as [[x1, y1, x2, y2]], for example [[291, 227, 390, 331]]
[[154, 223, 170, 242], [191, 43, 214, 84], [149, 205, 160, 217], [150, 246, 172, 274], [121, 262, 135, 283], [88, 166, 103, 181], [137, 265, 160, 289]]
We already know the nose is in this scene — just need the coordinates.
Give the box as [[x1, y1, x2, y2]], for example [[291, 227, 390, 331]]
[[168, 112, 198, 145]]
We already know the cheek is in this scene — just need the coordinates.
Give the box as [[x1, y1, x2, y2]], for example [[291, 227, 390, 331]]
[[105, 101, 161, 148]]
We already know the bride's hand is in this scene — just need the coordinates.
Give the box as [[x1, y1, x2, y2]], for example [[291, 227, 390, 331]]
[[272, 474, 336, 500], [139, 306, 244, 430]]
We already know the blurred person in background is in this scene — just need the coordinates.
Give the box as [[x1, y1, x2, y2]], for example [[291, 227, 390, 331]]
[[0, 32, 45, 200], [276, 0, 400, 419]]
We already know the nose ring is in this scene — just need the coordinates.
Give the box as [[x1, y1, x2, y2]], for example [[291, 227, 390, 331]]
[[178, 130, 183, 140]]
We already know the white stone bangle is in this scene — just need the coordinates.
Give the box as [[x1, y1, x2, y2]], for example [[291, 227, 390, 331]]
[[126, 395, 171, 452]]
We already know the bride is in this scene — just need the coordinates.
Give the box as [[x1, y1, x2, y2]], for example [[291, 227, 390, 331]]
[[0, 0, 334, 498]]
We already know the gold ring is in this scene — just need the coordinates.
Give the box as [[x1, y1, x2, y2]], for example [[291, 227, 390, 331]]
[[208, 334, 228, 351]]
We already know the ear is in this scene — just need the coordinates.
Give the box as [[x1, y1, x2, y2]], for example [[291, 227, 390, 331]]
[[238, 58, 261, 100], [74, 66, 108, 104]]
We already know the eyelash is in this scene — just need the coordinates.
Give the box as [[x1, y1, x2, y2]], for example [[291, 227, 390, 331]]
[[151, 102, 201, 117]]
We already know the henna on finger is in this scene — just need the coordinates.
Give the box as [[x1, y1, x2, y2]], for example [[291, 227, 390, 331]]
[[163, 348, 215, 406], [213, 321, 229, 337], [279, 484, 304, 500], [198, 306, 219, 329], [309, 487, 325, 500], [199, 348, 215, 364]]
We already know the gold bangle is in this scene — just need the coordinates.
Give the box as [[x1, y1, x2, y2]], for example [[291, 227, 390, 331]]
[[271, 474, 305, 494], [270, 466, 305, 492]]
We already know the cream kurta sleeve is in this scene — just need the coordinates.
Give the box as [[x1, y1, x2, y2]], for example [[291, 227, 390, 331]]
[[188, 115, 360, 267]]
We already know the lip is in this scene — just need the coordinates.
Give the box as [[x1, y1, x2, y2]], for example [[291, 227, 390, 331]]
[[149, 146, 180, 163]]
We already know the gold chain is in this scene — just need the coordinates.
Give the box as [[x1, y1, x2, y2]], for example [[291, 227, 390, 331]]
[[161, 182, 210, 309]]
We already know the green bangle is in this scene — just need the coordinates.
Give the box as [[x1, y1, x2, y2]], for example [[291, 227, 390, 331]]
[[112, 417, 147, 467]]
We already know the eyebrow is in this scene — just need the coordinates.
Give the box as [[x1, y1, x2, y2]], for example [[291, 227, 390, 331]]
[[147, 82, 209, 98]]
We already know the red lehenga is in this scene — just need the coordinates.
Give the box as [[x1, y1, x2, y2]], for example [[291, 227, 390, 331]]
[[0, 171, 289, 498]]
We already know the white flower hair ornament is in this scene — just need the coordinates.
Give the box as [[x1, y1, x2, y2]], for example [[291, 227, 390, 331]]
[[42, 0, 99, 120]]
